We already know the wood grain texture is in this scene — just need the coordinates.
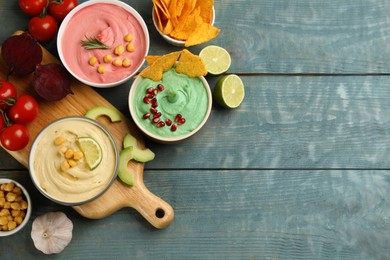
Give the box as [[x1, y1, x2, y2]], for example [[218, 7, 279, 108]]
[[0, 33, 174, 229], [1, 0, 390, 259], [2, 170, 390, 259]]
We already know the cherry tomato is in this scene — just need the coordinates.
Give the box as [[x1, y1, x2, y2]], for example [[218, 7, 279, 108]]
[[0, 113, 6, 132], [28, 14, 59, 42], [0, 124, 29, 151], [8, 94, 39, 125], [18, 0, 47, 16], [48, 0, 78, 22], [0, 80, 17, 111]]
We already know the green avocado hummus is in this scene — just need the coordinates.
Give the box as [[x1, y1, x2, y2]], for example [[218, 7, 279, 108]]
[[132, 68, 209, 138]]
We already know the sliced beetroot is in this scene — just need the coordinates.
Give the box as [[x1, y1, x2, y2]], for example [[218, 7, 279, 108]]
[[32, 63, 73, 101], [1, 32, 43, 76]]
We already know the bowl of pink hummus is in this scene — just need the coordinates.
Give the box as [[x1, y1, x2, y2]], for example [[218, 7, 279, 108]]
[[57, 0, 149, 88]]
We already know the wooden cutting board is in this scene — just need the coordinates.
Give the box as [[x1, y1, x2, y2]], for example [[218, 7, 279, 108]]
[[0, 32, 174, 229]]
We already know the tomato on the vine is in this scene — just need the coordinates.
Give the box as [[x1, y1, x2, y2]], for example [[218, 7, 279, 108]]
[[18, 0, 47, 16], [0, 113, 6, 132], [48, 0, 78, 22], [0, 80, 17, 111], [8, 94, 39, 125], [28, 14, 59, 42], [0, 124, 29, 151]]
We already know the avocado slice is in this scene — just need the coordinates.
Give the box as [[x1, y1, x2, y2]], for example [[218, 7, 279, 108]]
[[123, 133, 155, 163], [118, 147, 134, 186], [85, 106, 121, 122]]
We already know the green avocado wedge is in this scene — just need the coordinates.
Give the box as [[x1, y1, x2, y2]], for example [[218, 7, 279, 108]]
[[118, 146, 134, 186], [123, 133, 155, 163], [85, 106, 122, 122]]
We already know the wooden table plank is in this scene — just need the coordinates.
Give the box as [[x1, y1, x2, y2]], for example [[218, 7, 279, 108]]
[[2, 169, 390, 259], [2, 75, 390, 170], [3, 0, 390, 75]]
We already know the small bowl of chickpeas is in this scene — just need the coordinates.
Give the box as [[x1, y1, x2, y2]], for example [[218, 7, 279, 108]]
[[0, 179, 31, 236]]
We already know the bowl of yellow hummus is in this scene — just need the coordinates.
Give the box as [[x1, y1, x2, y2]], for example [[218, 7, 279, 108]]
[[57, 0, 150, 88], [28, 116, 119, 206], [129, 68, 212, 143]]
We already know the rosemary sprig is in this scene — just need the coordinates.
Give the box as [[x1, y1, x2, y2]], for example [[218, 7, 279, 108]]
[[80, 36, 109, 50]]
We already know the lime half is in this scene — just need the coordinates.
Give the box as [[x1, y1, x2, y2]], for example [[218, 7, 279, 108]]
[[214, 74, 245, 108], [76, 137, 102, 170], [199, 45, 231, 75]]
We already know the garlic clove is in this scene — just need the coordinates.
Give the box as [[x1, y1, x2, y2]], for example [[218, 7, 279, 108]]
[[31, 212, 73, 254]]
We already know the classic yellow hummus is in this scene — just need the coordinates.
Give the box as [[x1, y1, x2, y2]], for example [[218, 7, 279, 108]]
[[32, 119, 117, 204]]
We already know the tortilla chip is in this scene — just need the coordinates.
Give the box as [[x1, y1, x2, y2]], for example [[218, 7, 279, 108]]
[[139, 51, 181, 81], [184, 22, 220, 47], [145, 55, 161, 66], [154, 0, 219, 46], [175, 49, 207, 77]]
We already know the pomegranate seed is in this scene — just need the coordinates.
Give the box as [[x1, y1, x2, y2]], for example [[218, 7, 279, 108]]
[[175, 114, 182, 122], [146, 87, 154, 93], [150, 107, 157, 114], [157, 84, 164, 91], [143, 113, 151, 119], [171, 123, 177, 131], [154, 112, 161, 118], [151, 98, 157, 104], [157, 121, 165, 128], [178, 118, 186, 125], [143, 97, 150, 104], [165, 119, 172, 126], [146, 93, 154, 99], [152, 117, 160, 124], [152, 102, 158, 108], [153, 88, 159, 95]]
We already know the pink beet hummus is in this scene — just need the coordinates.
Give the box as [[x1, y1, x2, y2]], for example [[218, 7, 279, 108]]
[[60, 3, 147, 84]]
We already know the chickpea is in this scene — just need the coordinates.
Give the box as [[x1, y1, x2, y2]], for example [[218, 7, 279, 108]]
[[6, 192, 16, 202], [0, 216, 8, 226], [61, 160, 70, 171], [65, 149, 74, 159], [103, 54, 112, 63], [126, 43, 134, 52], [89, 56, 98, 66], [114, 44, 125, 56], [4, 182, 14, 192], [7, 221, 16, 231], [124, 33, 133, 42], [11, 209, 20, 217], [12, 186, 22, 195], [112, 59, 123, 67], [20, 201, 28, 210], [122, 58, 132, 68], [54, 136, 67, 146], [15, 216, 23, 225], [0, 198, 5, 207], [11, 202, 20, 210], [68, 159, 77, 168], [0, 208, 10, 217], [73, 151, 84, 161], [97, 65, 106, 74]]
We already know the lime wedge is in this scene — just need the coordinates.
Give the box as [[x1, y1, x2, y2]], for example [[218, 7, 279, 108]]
[[199, 45, 231, 75], [76, 137, 102, 170], [214, 74, 245, 108]]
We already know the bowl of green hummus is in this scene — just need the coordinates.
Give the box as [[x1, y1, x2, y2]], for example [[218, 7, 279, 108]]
[[129, 68, 212, 143]]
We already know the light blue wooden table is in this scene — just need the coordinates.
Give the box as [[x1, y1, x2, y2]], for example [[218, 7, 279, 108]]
[[1, 0, 390, 259]]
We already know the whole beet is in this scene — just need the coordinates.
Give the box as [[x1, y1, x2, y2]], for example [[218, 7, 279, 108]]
[[1, 32, 43, 76], [32, 63, 73, 101]]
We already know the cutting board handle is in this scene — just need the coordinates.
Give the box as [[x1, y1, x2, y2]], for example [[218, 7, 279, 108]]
[[131, 181, 174, 229]]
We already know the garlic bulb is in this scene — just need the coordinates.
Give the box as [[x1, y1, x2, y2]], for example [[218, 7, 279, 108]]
[[31, 212, 73, 254]]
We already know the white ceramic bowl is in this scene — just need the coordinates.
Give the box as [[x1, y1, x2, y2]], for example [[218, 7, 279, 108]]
[[57, 0, 150, 88], [29, 116, 119, 206], [0, 179, 32, 237], [128, 75, 212, 143], [152, 7, 215, 47]]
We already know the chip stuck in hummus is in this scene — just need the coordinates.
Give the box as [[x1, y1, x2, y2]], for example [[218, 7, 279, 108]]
[[152, 0, 220, 47]]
